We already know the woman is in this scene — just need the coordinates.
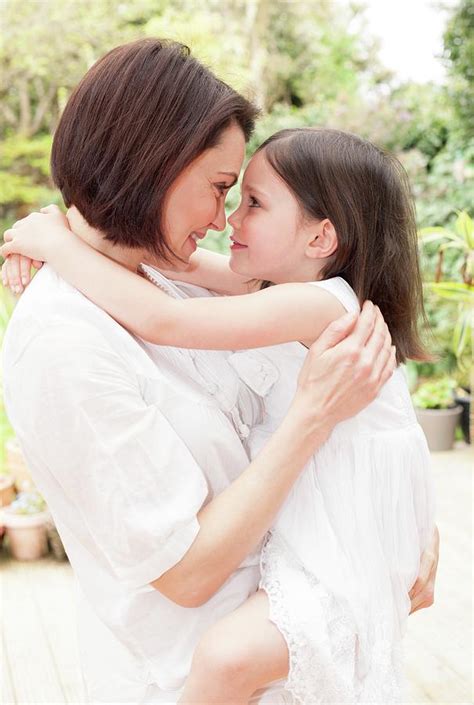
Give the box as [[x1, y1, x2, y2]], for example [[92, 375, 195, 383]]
[[2, 39, 438, 704]]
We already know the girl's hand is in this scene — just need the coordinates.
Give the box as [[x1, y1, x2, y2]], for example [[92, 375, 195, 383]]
[[1, 205, 70, 294], [409, 525, 440, 614], [2, 254, 43, 296]]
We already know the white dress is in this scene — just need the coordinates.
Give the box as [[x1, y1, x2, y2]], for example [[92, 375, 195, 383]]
[[228, 277, 435, 704]]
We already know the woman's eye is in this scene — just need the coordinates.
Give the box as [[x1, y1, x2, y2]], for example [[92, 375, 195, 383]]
[[215, 184, 229, 196], [249, 195, 260, 208]]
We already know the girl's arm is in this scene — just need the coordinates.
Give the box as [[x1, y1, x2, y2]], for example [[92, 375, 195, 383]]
[[1, 217, 345, 350], [150, 248, 259, 295]]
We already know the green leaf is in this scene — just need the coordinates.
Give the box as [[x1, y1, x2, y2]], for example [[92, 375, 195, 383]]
[[452, 307, 471, 358], [418, 227, 452, 243], [455, 210, 474, 249], [425, 281, 474, 303]]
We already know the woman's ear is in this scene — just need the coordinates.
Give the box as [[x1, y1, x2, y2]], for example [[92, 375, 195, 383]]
[[305, 219, 338, 260]]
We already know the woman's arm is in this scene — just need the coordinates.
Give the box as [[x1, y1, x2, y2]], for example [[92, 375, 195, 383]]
[[2, 214, 345, 350], [151, 303, 397, 605], [151, 248, 258, 295]]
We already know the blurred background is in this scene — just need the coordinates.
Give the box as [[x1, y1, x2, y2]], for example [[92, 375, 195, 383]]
[[1, 0, 473, 476], [0, 2, 472, 703], [1, 1, 473, 494]]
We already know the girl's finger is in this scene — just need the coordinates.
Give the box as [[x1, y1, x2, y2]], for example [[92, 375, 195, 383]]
[[2, 261, 8, 287], [19, 256, 32, 287], [0, 243, 13, 259], [32, 259, 44, 270], [3, 228, 13, 242], [7, 254, 23, 294], [40, 204, 61, 214]]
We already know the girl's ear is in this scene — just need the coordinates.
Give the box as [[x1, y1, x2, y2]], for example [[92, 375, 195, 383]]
[[305, 219, 338, 260]]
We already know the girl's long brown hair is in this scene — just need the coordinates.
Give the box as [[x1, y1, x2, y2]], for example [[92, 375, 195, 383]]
[[258, 128, 428, 364]]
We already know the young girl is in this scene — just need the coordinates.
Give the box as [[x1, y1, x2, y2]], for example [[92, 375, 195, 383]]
[[2, 128, 434, 704]]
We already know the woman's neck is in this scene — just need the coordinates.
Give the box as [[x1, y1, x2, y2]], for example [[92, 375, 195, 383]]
[[67, 206, 145, 273]]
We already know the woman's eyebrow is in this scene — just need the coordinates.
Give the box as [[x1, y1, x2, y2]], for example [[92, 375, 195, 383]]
[[217, 171, 239, 185]]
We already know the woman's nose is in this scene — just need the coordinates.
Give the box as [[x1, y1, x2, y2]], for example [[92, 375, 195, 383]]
[[211, 199, 227, 232], [228, 206, 240, 230]]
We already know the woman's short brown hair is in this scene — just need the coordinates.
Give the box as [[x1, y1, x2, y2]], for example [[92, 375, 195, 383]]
[[51, 38, 259, 260]]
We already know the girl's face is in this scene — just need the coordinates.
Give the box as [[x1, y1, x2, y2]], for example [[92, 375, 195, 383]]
[[228, 150, 320, 283], [162, 123, 246, 268]]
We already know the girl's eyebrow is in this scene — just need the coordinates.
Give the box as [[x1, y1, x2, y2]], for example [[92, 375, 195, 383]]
[[217, 171, 238, 186], [243, 183, 269, 199]]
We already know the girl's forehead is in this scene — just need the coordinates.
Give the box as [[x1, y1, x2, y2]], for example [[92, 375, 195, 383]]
[[243, 150, 273, 182]]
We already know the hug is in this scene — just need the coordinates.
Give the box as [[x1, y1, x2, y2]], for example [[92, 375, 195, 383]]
[[2, 38, 438, 705]]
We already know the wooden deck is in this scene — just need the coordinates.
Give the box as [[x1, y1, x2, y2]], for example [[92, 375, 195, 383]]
[[0, 444, 472, 704]]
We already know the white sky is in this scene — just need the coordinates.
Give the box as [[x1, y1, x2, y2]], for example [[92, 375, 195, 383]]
[[362, 0, 458, 84]]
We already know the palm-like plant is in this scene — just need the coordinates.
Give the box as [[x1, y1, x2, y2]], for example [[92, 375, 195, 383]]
[[0, 285, 16, 473], [419, 211, 474, 439]]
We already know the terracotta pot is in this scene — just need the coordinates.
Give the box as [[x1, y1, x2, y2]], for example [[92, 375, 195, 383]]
[[5, 438, 34, 492], [415, 405, 463, 451], [0, 475, 16, 508], [1, 509, 51, 560]]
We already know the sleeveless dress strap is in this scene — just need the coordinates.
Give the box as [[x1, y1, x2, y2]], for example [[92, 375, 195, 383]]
[[308, 277, 360, 314]]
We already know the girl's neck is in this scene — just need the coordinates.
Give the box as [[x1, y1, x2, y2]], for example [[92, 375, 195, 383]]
[[67, 206, 145, 273], [271, 260, 325, 285]]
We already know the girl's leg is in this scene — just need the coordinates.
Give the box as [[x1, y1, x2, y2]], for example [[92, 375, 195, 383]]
[[178, 589, 289, 705]]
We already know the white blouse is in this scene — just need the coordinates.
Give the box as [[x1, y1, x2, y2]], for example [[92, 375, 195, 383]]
[[3, 264, 290, 704]]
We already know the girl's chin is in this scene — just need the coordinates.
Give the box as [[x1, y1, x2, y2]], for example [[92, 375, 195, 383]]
[[229, 254, 263, 278]]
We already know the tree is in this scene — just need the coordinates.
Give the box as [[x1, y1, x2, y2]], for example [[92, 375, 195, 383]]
[[443, 0, 474, 139]]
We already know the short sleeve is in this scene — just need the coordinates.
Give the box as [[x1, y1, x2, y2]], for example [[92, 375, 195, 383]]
[[7, 322, 209, 589]]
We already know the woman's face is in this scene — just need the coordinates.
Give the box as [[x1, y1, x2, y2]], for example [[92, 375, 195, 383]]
[[162, 123, 246, 268]]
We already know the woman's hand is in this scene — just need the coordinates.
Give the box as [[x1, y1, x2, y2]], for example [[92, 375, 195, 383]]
[[1, 205, 70, 294], [409, 525, 439, 614], [294, 301, 396, 437]]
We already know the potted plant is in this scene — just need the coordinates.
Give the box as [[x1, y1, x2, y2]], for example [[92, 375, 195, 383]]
[[5, 437, 35, 491], [419, 210, 474, 442], [0, 491, 50, 560], [412, 377, 463, 451], [455, 385, 472, 444], [0, 472, 16, 508]]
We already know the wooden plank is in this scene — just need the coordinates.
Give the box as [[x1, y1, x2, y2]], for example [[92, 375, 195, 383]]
[[403, 444, 473, 704], [1, 630, 17, 704], [27, 559, 86, 704], [0, 445, 472, 704], [2, 556, 67, 703]]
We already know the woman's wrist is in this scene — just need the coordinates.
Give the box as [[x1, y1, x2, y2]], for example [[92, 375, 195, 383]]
[[284, 398, 332, 451]]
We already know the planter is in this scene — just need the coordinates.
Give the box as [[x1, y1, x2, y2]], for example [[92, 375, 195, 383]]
[[455, 391, 472, 444], [0, 475, 16, 508], [0, 509, 51, 560], [5, 438, 34, 492], [415, 405, 463, 451]]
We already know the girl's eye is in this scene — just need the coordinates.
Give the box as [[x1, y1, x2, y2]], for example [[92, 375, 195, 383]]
[[249, 195, 260, 208]]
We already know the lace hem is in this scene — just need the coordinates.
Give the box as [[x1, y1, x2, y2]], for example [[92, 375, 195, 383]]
[[259, 532, 405, 704]]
